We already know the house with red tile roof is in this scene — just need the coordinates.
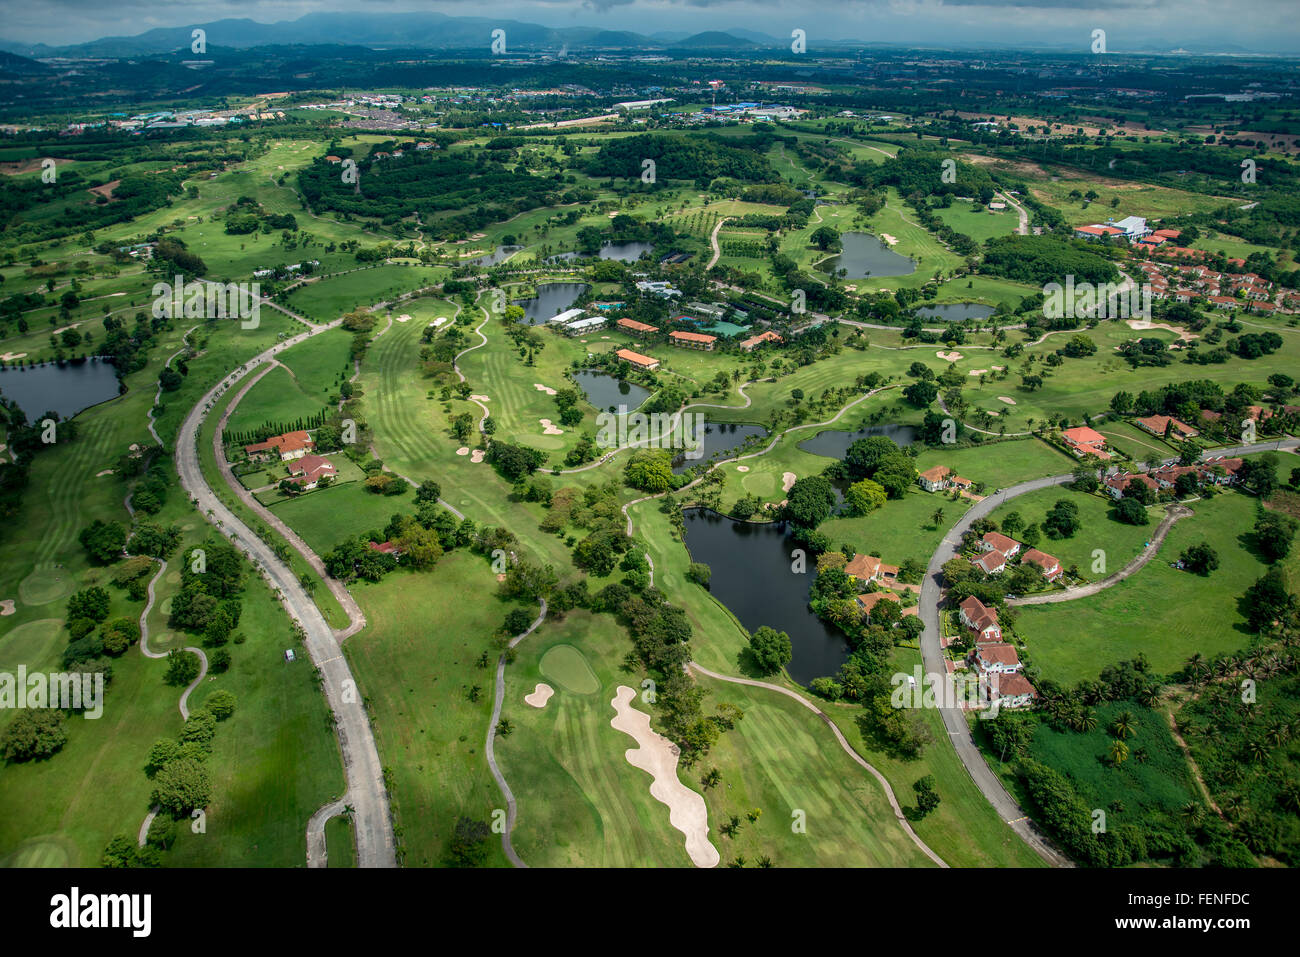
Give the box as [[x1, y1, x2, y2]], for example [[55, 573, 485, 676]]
[[855, 590, 918, 619], [972, 549, 1008, 575], [368, 541, 405, 559], [918, 465, 952, 492], [1060, 425, 1110, 460], [739, 330, 783, 352], [1135, 414, 1198, 440], [973, 642, 1023, 674], [845, 553, 899, 585], [1198, 456, 1243, 485], [1020, 548, 1062, 582], [1104, 471, 1160, 500], [287, 453, 337, 490], [958, 595, 1002, 642], [614, 348, 660, 371], [981, 531, 1022, 558], [982, 671, 1037, 709], [245, 430, 314, 462]]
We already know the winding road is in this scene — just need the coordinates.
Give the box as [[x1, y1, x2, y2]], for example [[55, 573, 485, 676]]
[[174, 322, 396, 868]]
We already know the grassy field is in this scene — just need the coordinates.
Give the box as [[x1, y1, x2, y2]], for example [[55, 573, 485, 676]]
[[1015, 491, 1277, 685]]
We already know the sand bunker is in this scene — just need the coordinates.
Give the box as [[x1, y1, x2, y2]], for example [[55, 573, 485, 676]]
[[997, 396, 1017, 405], [937, 351, 964, 362], [1, 353, 27, 361], [470, 394, 490, 402], [782, 471, 797, 492], [533, 383, 557, 396], [610, 685, 718, 868], [95, 469, 114, 477], [0, 599, 14, 616], [880, 233, 899, 246], [992, 365, 1005, 371], [736, 465, 750, 473], [470, 450, 485, 463], [456, 447, 470, 456], [540, 418, 563, 435], [395, 314, 411, 323], [1127, 319, 1198, 342], [429, 317, 448, 328], [969, 369, 988, 376], [524, 683, 555, 708]]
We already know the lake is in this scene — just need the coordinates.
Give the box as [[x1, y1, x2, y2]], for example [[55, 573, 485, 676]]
[[548, 241, 655, 263], [513, 282, 591, 325], [0, 359, 120, 421], [466, 245, 521, 266], [672, 421, 768, 473], [824, 232, 915, 278], [683, 509, 850, 684], [914, 302, 996, 322], [797, 423, 917, 460], [572, 370, 650, 412]]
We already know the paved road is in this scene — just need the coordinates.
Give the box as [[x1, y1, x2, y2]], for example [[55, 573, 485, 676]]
[[705, 217, 731, 270], [174, 325, 396, 868], [919, 472, 1076, 867], [485, 598, 547, 868], [1008, 504, 1192, 606]]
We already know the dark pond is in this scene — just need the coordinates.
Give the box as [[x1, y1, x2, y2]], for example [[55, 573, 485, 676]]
[[0, 359, 119, 421], [824, 232, 915, 278], [671, 421, 768, 474], [599, 241, 655, 262], [466, 245, 522, 266], [513, 282, 591, 325], [572, 370, 650, 413], [914, 302, 995, 322], [797, 423, 917, 460], [683, 508, 850, 684]]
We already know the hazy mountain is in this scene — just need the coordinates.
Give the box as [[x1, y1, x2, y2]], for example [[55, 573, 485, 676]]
[[671, 32, 758, 50], [0, 49, 51, 73]]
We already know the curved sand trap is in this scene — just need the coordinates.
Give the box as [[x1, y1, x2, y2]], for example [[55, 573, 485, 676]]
[[1127, 319, 1198, 342], [610, 685, 719, 868], [936, 351, 963, 362], [395, 314, 411, 323], [534, 383, 557, 395], [96, 469, 115, 477], [1, 353, 27, 361], [968, 369, 988, 376], [429, 317, 449, 328], [0, 599, 15, 616], [880, 233, 899, 246], [736, 465, 750, 473], [782, 471, 797, 493], [524, 683, 554, 709], [992, 365, 1005, 371], [456, 447, 470, 456], [470, 450, 485, 463], [539, 418, 563, 436], [997, 396, 1017, 405], [470, 394, 489, 402]]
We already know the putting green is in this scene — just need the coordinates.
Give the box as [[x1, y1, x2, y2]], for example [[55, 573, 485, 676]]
[[742, 473, 778, 497], [0, 619, 64, 672], [538, 643, 600, 695], [0, 835, 78, 867], [517, 433, 565, 451], [18, 563, 77, 606]]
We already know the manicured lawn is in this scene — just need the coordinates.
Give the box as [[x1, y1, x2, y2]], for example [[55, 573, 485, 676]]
[[1015, 491, 1274, 685], [267, 479, 412, 556]]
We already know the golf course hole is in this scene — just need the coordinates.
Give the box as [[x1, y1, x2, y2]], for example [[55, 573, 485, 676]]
[[538, 644, 600, 695], [18, 564, 77, 607]]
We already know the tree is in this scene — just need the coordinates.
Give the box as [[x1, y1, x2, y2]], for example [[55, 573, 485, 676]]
[[1108, 739, 1130, 766], [68, 586, 111, 622], [1111, 711, 1136, 740], [1180, 542, 1219, 576], [1042, 499, 1081, 539], [749, 626, 793, 675], [1112, 497, 1149, 526], [902, 380, 939, 407], [449, 816, 490, 867], [913, 775, 941, 818], [844, 435, 902, 479], [1000, 511, 1024, 538], [930, 507, 945, 528], [1254, 512, 1298, 563], [624, 448, 674, 493], [414, 479, 442, 503], [1243, 567, 1297, 632], [206, 690, 237, 720], [164, 649, 201, 687], [784, 476, 837, 528], [78, 519, 127, 563], [686, 562, 712, 587], [151, 758, 212, 814], [845, 478, 887, 516], [0, 709, 67, 761]]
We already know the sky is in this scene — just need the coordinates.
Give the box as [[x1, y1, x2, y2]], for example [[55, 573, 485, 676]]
[[2, 0, 1298, 53]]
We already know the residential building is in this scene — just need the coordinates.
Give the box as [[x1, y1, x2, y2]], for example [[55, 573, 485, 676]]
[[981, 531, 1022, 558], [614, 348, 660, 371], [972, 549, 1008, 575], [1020, 548, 1062, 582], [245, 430, 313, 462], [739, 330, 783, 352], [546, 307, 587, 326], [1135, 414, 1199, 440], [973, 642, 1023, 674], [958, 595, 1003, 642], [918, 465, 952, 492], [1060, 425, 1110, 460], [669, 330, 717, 351], [287, 454, 337, 490], [616, 317, 657, 338], [982, 671, 1038, 709], [845, 553, 899, 586], [1104, 471, 1160, 499], [855, 591, 918, 619], [563, 316, 606, 336]]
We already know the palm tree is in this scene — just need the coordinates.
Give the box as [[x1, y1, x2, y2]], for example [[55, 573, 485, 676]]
[[1180, 802, 1205, 827], [1108, 739, 1130, 766], [1247, 738, 1270, 764], [1111, 710, 1136, 740]]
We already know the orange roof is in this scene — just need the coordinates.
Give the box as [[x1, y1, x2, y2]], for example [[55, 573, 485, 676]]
[[845, 554, 898, 581], [992, 672, 1037, 698], [982, 531, 1021, 553], [1061, 426, 1105, 446], [245, 430, 313, 455], [739, 330, 783, 348], [1021, 548, 1059, 572], [617, 318, 657, 333], [669, 330, 718, 344], [919, 465, 952, 483], [614, 348, 659, 368], [856, 591, 917, 617], [977, 643, 1022, 668]]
